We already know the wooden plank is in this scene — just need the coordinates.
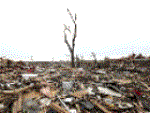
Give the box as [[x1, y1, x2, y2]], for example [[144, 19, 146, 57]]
[[113, 79, 131, 84], [22, 90, 42, 101], [0, 85, 34, 94], [71, 89, 88, 98], [49, 103, 70, 113], [12, 100, 18, 113], [40, 87, 59, 98], [12, 93, 23, 113], [90, 99, 112, 113], [17, 93, 23, 112]]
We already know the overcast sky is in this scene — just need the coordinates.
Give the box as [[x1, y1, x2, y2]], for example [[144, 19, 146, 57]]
[[0, 0, 150, 61]]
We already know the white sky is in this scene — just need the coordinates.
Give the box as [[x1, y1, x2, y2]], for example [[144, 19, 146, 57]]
[[0, 0, 150, 61]]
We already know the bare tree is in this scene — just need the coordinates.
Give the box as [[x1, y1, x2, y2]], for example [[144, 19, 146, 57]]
[[91, 52, 97, 68], [63, 8, 77, 68], [91, 52, 97, 61]]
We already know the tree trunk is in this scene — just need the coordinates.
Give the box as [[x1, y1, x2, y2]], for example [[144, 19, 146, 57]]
[[64, 9, 77, 68], [71, 51, 75, 68]]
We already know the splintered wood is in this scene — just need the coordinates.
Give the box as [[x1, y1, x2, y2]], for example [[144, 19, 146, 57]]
[[40, 87, 59, 98], [12, 93, 23, 113], [49, 102, 70, 113], [90, 99, 112, 113], [0, 58, 150, 113], [22, 90, 42, 100], [0, 85, 34, 94], [71, 89, 88, 98], [112, 79, 132, 84]]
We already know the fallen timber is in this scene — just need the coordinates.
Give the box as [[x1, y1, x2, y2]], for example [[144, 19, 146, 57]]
[[89, 99, 112, 113], [49, 102, 70, 113], [0, 84, 34, 94], [71, 89, 88, 98]]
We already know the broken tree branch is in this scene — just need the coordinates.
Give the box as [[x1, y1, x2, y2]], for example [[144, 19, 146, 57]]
[[64, 31, 72, 53], [64, 24, 71, 33], [67, 8, 76, 24], [75, 13, 77, 21]]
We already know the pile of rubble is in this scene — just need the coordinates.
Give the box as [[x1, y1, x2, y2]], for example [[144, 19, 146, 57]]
[[0, 64, 150, 113]]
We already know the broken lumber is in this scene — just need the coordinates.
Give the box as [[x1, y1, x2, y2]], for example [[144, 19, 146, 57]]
[[0, 85, 34, 94], [49, 102, 70, 113], [40, 87, 59, 98], [89, 99, 112, 113], [12, 93, 23, 113], [71, 89, 88, 98]]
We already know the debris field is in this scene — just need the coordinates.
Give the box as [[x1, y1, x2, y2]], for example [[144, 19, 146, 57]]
[[0, 58, 150, 113]]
